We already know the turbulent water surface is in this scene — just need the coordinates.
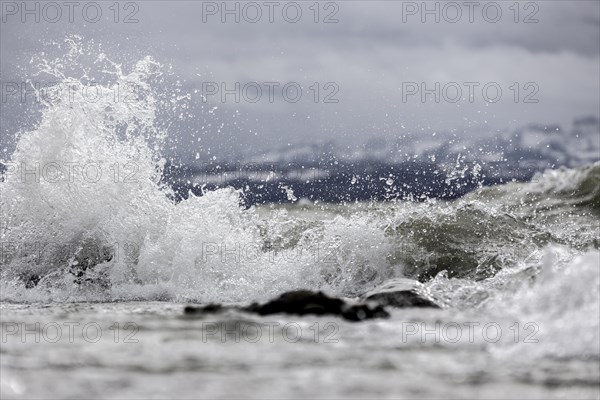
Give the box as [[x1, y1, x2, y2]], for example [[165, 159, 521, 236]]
[[1, 40, 599, 398]]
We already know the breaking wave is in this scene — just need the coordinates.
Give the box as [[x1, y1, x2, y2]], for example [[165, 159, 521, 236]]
[[1, 38, 598, 320]]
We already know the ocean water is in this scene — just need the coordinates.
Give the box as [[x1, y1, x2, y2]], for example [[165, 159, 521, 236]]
[[1, 39, 599, 399]]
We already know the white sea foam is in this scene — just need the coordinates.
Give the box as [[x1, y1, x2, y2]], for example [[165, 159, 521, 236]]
[[1, 38, 598, 318]]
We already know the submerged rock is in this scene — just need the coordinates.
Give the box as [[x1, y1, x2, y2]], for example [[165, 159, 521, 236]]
[[68, 239, 114, 286], [20, 238, 116, 289], [184, 303, 226, 314], [247, 290, 389, 321], [24, 274, 41, 289], [184, 282, 440, 322], [184, 290, 389, 322], [360, 278, 441, 308]]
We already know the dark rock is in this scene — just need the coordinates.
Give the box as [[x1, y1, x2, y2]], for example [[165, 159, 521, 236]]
[[184, 304, 225, 314], [246, 290, 345, 316], [24, 274, 41, 289], [184, 289, 389, 321], [247, 290, 389, 321], [69, 239, 114, 284], [361, 278, 441, 309]]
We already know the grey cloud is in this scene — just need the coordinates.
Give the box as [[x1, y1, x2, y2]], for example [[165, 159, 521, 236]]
[[1, 0, 598, 158]]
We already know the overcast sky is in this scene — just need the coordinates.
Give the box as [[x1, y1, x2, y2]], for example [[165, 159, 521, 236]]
[[1, 0, 599, 160]]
